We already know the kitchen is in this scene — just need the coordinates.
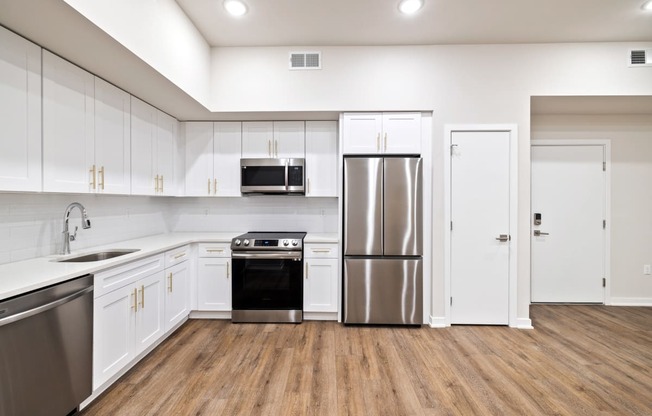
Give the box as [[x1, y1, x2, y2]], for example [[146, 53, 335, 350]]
[[1, 0, 652, 414]]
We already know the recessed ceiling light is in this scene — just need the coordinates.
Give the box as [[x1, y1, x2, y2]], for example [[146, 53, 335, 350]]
[[224, 0, 247, 17], [398, 0, 424, 15], [643, 0, 652, 11]]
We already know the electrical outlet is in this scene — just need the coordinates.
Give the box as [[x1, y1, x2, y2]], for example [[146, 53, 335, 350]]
[[644, 264, 651, 275]]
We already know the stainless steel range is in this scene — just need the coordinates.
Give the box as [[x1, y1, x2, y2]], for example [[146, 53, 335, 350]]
[[230, 232, 306, 323]]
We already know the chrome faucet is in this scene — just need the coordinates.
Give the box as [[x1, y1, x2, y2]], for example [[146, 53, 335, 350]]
[[62, 202, 92, 255]]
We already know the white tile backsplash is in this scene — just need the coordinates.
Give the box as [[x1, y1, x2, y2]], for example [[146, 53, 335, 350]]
[[0, 193, 339, 265]]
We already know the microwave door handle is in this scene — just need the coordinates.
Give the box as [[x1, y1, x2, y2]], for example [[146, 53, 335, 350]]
[[285, 160, 289, 192]]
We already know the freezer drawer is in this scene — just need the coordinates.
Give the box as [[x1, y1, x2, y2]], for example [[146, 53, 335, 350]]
[[344, 258, 422, 325]]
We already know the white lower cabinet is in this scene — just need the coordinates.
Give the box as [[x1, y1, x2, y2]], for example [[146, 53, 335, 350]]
[[164, 248, 191, 331], [196, 243, 231, 311], [93, 256, 165, 390], [304, 243, 339, 317]]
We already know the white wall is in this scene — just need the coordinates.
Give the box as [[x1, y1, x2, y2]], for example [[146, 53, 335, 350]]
[[531, 114, 652, 304], [211, 42, 652, 322], [63, 0, 212, 108], [169, 197, 339, 234], [0, 193, 170, 264]]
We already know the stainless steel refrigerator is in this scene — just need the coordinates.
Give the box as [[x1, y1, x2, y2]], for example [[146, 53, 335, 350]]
[[343, 157, 423, 325]]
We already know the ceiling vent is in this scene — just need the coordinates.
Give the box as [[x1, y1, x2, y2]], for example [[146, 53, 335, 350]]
[[289, 52, 321, 70], [629, 49, 652, 67]]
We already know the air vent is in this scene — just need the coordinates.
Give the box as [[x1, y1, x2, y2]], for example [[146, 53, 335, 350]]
[[289, 51, 321, 70], [629, 49, 652, 67]]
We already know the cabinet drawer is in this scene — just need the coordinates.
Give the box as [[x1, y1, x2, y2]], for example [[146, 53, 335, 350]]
[[305, 243, 338, 258], [198, 243, 231, 258], [165, 245, 190, 268], [94, 254, 165, 298]]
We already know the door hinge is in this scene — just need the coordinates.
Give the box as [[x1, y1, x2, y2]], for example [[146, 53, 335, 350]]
[[602, 278, 606, 287], [603, 161, 606, 171], [603, 219, 606, 229], [450, 144, 458, 156]]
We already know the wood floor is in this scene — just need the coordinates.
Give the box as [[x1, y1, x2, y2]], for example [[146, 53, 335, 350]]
[[81, 305, 652, 415]]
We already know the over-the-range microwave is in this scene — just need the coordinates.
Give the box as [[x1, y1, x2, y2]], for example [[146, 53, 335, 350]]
[[240, 158, 305, 194]]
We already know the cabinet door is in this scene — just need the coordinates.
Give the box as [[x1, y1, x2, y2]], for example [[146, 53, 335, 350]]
[[130, 97, 157, 195], [164, 262, 190, 332], [197, 258, 231, 311], [213, 122, 242, 196], [304, 258, 338, 312], [273, 121, 305, 158], [242, 121, 273, 158], [134, 272, 165, 355], [95, 77, 131, 194], [156, 110, 177, 196], [93, 284, 135, 390], [0, 28, 42, 192], [382, 112, 421, 154], [185, 122, 214, 196], [342, 113, 382, 155], [42, 51, 95, 193], [305, 121, 337, 197]]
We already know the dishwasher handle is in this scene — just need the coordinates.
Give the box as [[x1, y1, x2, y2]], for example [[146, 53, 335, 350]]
[[0, 285, 93, 328]]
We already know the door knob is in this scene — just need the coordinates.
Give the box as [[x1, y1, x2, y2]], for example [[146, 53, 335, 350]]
[[533, 230, 549, 236], [495, 234, 510, 242]]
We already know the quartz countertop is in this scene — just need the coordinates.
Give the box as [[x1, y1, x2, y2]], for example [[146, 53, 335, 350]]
[[0, 231, 339, 301]]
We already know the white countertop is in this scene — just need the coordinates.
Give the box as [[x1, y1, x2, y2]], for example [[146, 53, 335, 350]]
[[0, 232, 339, 301]]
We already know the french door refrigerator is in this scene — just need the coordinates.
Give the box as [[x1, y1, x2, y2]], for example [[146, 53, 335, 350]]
[[343, 156, 423, 325]]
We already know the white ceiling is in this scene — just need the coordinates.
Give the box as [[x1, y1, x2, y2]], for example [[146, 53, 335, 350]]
[[176, 0, 652, 47]]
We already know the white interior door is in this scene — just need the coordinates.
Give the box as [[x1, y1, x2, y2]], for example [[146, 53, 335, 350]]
[[531, 144, 605, 303], [450, 131, 510, 325]]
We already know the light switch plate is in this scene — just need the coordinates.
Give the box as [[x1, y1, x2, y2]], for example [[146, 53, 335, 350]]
[[644, 264, 651, 275]]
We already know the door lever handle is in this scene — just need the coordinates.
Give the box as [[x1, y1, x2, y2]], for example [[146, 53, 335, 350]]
[[495, 234, 510, 242], [533, 230, 549, 236]]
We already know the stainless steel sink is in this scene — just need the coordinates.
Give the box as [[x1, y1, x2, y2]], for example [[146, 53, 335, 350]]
[[55, 249, 140, 263]]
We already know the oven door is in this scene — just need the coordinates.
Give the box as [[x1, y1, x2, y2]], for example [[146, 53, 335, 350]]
[[231, 251, 303, 322]]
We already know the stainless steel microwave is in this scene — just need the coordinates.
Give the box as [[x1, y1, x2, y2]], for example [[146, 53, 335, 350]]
[[240, 158, 305, 194]]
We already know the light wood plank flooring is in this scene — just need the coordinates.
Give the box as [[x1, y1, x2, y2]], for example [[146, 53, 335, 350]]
[[81, 305, 652, 415]]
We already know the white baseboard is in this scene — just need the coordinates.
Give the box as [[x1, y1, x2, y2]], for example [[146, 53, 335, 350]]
[[515, 318, 534, 329], [609, 297, 652, 306], [189, 310, 231, 319], [428, 316, 449, 328], [304, 311, 338, 321]]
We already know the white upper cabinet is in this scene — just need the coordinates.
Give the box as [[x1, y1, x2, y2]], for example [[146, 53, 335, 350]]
[[242, 121, 305, 158], [131, 97, 177, 196], [0, 27, 42, 192], [305, 121, 338, 197], [342, 112, 421, 155], [94, 77, 131, 194], [42, 51, 95, 193], [185, 122, 241, 197]]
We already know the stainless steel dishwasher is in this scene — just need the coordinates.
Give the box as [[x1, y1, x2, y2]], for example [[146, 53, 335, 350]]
[[0, 274, 93, 416]]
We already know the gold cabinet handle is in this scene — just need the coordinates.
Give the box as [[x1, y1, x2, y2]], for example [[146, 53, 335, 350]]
[[214, 178, 217, 195], [376, 133, 380, 152], [307, 178, 311, 195], [305, 262, 309, 279], [99, 166, 105, 190], [226, 261, 230, 278], [311, 249, 331, 253], [160, 175, 164, 193], [174, 252, 186, 260], [155, 175, 160, 193], [168, 272, 173, 293], [206, 248, 224, 253], [208, 178, 211, 195], [274, 140, 278, 158], [384, 133, 388, 152], [89, 165, 96, 189], [132, 288, 138, 312], [137, 285, 145, 308], [268, 140, 272, 157]]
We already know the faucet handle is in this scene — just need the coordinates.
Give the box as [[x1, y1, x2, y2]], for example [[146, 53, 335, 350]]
[[69, 226, 78, 241]]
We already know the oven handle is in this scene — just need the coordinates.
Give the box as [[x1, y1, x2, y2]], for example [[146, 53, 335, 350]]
[[232, 251, 303, 260]]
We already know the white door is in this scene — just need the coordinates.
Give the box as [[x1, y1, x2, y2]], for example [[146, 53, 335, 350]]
[[156, 111, 176, 196], [185, 122, 215, 196], [450, 131, 510, 325], [164, 262, 190, 332], [531, 144, 605, 303], [134, 272, 165, 355], [130, 97, 157, 195], [242, 121, 273, 158], [213, 122, 242, 196], [342, 113, 382, 154], [304, 258, 338, 313], [197, 258, 231, 311], [382, 113, 421, 154], [273, 121, 305, 158], [305, 121, 338, 197]]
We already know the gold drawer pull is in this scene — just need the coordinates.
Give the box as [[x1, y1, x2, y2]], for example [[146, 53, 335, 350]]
[[311, 249, 331, 253], [132, 288, 138, 312], [89, 165, 96, 189], [174, 252, 186, 259], [168, 272, 173, 293], [206, 249, 225, 253]]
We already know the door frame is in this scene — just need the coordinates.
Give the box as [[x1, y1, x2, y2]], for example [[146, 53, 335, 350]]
[[530, 139, 612, 305], [443, 124, 518, 327]]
